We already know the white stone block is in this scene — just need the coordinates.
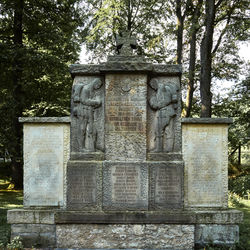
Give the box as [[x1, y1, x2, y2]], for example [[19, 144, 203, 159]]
[[23, 122, 70, 207], [182, 123, 228, 208]]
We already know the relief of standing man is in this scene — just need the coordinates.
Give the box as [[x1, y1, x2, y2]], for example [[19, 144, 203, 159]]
[[149, 78, 179, 152], [72, 78, 102, 152]]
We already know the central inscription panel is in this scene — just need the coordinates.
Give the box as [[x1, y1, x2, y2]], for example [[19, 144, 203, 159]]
[[103, 162, 148, 210], [105, 74, 147, 161]]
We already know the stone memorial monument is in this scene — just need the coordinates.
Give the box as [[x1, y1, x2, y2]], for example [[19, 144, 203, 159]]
[[8, 33, 242, 249]]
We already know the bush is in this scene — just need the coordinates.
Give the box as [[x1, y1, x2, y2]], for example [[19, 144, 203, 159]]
[[229, 175, 250, 197]]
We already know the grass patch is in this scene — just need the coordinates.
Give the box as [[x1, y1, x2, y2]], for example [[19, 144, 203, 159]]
[[229, 197, 250, 249], [0, 181, 23, 246]]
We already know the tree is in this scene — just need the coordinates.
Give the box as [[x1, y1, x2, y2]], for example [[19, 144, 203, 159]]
[[213, 75, 250, 158], [182, 0, 203, 117], [199, 0, 248, 117], [82, 0, 249, 118], [176, 0, 249, 117], [0, 0, 83, 187]]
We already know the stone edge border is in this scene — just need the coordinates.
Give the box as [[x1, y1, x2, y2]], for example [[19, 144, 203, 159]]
[[7, 209, 243, 225], [19, 117, 71, 123], [69, 64, 182, 76], [181, 118, 233, 124]]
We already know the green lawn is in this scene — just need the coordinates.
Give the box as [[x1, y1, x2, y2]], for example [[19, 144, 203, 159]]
[[0, 179, 23, 246]]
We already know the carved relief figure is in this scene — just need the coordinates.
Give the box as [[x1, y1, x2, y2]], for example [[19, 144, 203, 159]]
[[149, 78, 179, 152], [72, 78, 102, 152]]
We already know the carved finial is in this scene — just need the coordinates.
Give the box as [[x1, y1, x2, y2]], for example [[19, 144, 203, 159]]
[[116, 31, 137, 55]]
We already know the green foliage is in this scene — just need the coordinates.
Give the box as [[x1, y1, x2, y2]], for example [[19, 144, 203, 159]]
[[23, 102, 70, 117], [213, 76, 250, 154], [0, 0, 84, 179], [229, 195, 250, 250], [229, 175, 250, 197], [6, 236, 24, 250]]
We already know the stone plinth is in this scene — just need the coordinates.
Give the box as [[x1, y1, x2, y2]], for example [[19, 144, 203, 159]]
[[20, 117, 70, 207], [7, 209, 243, 248], [182, 118, 232, 208]]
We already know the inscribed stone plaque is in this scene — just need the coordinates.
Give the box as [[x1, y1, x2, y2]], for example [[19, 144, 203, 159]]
[[23, 124, 70, 207], [105, 74, 147, 161], [103, 162, 148, 210], [182, 124, 228, 207], [66, 162, 101, 210], [149, 162, 183, 209]]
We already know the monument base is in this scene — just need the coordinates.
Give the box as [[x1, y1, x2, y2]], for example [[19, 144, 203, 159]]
[[8, 209, 242, 249]]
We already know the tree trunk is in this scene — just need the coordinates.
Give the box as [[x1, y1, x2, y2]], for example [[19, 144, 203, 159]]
[[176, 0, 185, 65], [238, 143, 241, 165], [200, 0, 215, 117], [184, 0, 203, 117], [11, 0, 24, 189]]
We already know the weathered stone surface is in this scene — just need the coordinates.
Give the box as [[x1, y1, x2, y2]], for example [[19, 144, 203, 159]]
[[19, 116, 70, 123], [103, 162, 148, 210], [194, 209, 243, 224], [66, 161, 102, 210], [70, 152, 104, 161], [149, 162, 183, 209], [107, 55, 146, 62], [195, 225, 239, 246], [11, 224, 56, 248], [56, 224, 195, 249], [69, 63, 182, 76], [23, 123, 70, 207], [100, 62, 153, 72], [105, 74, 147, 161], [69, 64, 101, 76], [147, 152, 183, 161], [152, 64, 182, 76], [147, 76, 182, 153], [7, 210, 55, 224], [182, 117, 233, 124], [182, 123, 228, 208], [70, 76, 104, 153], [8, 209, 242, 225], [55, 211, 195, 224]]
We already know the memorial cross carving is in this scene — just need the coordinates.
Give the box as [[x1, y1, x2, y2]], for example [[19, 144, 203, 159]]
[[116, 31, 137, 55]]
